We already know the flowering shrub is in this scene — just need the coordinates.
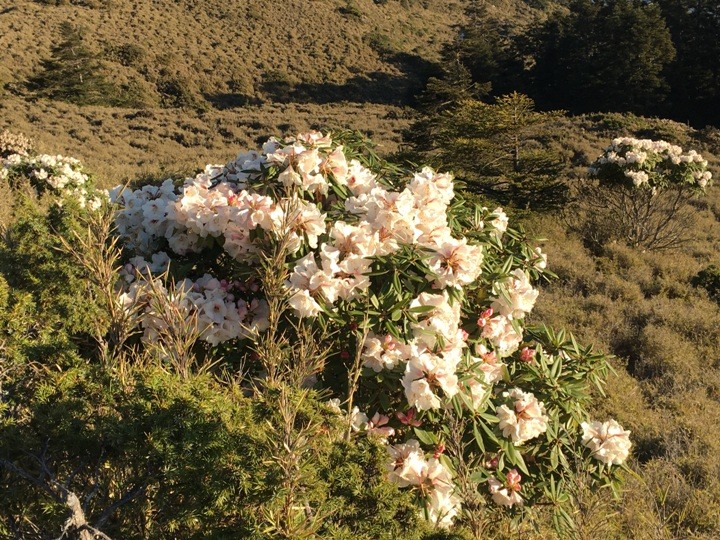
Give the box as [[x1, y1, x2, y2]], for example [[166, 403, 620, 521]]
[[104, 130, 632, 533], [589, 137, 712, 191], [575, 137, 713, 251], [1, 150, 105, 210], [0, 129, 34, 158]]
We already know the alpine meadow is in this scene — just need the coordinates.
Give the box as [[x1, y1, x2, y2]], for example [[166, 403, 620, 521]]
[[1, 1, 720, 539]]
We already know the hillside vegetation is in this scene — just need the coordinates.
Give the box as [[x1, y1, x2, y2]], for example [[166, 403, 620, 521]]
[[3, 0, 720, 538], [0, 0, 476, 181]]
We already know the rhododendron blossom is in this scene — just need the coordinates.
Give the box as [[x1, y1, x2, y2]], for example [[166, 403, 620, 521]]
[[492, 269, 539, 320], [581, 419, 632, 466], [2, 152, 105, 210], [591, 137, 712, 192], [488, 469, 523, 507], [497, 388, 549, 445], [103, 130, 630, 530]]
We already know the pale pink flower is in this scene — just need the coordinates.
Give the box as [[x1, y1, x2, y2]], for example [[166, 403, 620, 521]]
[[427, 237, 484, 289], [386, 439, 426, 487], [581, 419, 632, 465], [481, 315, 523, 357], [396, 408, 423, 427], [367, 412, 395, 439], [402, 351, 458, 411], [492, 269, 538, 320], [488, 469, 523, 507], [497, 388, 548, 445]]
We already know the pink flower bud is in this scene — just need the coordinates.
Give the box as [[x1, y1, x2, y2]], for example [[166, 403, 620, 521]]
[[477, 307, 494, 328], [396, 408, 422, 427], [506, 469, 522, 491], [520, 347, 535, 363]]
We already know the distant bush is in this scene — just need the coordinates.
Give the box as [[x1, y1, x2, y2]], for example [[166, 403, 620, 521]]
[[692, 264, 720, 301], [574, 137, 712, 251], [0, 130, 34, 158], [260, 69, 298, 102], [339, 0, 363, 19], [363, 30, 400, 57], [105, 42, 146, 68], [157, 74, 205, 109]]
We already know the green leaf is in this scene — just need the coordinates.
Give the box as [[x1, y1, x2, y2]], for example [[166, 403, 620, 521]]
[[472, 421, 485, 452], [413, 427, 437, 446], [506, 443, 529, 475]]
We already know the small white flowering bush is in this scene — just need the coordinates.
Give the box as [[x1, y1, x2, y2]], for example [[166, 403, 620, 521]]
[[578, 137, 713, 251], [0, 129, 34, 158], [590, 137, 712, 191], [110, 131, 630, 533], [1, 150, 106, 210]]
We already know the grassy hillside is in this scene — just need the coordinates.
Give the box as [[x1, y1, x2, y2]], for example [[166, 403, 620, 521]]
[[524, 115, 720, 539], [0, 0, 566, 183], [0, 0, 462, 101], [0, 0, 472, 181], [0, 96, 412, 182]]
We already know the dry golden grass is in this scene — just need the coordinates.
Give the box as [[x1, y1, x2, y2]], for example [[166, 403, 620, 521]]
[[0, 96, 412, 184], [0, 0, 472, 185], [0, 0, 464, 100]]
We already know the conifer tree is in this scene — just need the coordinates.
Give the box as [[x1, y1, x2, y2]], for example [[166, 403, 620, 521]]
[[526, 0, 675, 115], [408, 91, 567, 209], [29, 23, 121, 106]]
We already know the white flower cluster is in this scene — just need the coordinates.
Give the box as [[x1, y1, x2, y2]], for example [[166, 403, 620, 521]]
[[497, 388, 549, 446], [1, 153, 105, 209], [386, 439, 461, 528], [120, 272, 269, 346], [591, 137, 713, 190], [581, 419, 632, 466], [111, 179, 182, 255], [286, 163, 484, 317], [0, 130, 34, 158]]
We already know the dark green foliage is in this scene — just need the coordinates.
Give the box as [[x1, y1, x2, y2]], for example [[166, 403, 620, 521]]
[[28, 23, 147, 108], [0, 196, 105, 351], [403, 59, 488, 158], [525, 0, 675, 116], [406, 92, 567, 210], [657, 0, 720, 127], [451, 1, 720, 126], [692, 264, 720, 302], [363, 30, 401, 57], [453, 4, 523, 98]]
